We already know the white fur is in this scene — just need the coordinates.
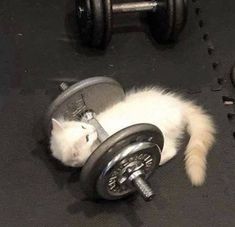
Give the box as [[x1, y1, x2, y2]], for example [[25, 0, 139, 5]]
[[50, 87, 215, 186], [50, 119, 98, 167]]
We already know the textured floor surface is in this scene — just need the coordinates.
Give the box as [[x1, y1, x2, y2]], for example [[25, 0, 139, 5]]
[[0, 0, 235, 226]]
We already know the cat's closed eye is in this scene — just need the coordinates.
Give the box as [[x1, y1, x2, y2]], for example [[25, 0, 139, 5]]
[[82, 125, 86, 129], [86, 135, 89, 142]]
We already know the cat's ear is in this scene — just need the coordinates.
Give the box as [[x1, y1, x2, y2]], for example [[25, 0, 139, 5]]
[[52, 118, 63, 132]]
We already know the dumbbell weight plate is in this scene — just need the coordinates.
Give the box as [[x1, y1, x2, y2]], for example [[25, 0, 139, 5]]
[[76, 0, 93, 45], [148, 0, 188, 43], [76, 0, 112, 48], [103, 0, 112, 47], [80, 123, 164, 200], [44, 77, 125, 137], [96, 142, 159, 200]]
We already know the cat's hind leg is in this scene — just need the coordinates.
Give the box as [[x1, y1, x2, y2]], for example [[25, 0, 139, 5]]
[[159, 139, 178, 165]]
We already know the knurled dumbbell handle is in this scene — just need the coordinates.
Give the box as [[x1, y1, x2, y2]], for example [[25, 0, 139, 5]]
[[59, 83, 109, 142], [112, 1, 158, 13], [82, 111, 109, 142]]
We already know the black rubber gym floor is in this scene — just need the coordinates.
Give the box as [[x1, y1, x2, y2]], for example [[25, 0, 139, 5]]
[[0, 0, 235, 226]]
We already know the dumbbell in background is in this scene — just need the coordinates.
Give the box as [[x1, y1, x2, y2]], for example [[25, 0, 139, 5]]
[[75, 0, 188, 48]]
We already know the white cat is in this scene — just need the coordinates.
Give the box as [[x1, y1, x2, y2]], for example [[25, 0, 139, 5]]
[[50, 120, 98, 167], [50, 87, 215, 186]]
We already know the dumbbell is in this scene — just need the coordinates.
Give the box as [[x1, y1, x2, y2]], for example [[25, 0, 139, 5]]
[[45, 77, 164, 201], [76, 0, 188, 48]]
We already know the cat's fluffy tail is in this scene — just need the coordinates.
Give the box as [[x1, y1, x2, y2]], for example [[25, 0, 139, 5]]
[[184, 102, 215, 186]]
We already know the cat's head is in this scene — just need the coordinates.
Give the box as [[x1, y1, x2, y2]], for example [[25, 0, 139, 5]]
[[50, 118, 98, 167]]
